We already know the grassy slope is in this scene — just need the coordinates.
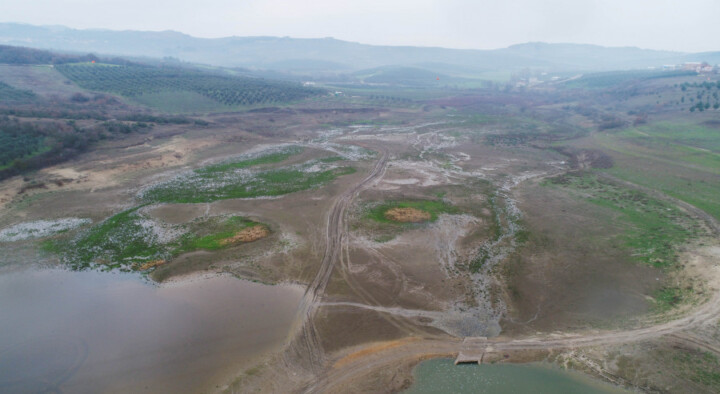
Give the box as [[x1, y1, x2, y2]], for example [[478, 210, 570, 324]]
[[545, 173, 698, 270], [592, 121, 720, 220], [544, 173, 703, 311]]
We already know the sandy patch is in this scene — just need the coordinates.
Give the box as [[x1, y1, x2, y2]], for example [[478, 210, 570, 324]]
[[135, 259, 167, 271], [0, 136, 218, 208], [95, 136, 214, 179], [383, 178, 420, 185], [0, 177, 24, 210], [221, 225, 270, 245], [384, 207, 431, 223]]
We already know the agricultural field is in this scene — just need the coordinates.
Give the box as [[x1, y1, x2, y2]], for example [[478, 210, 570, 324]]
[[0, 81, 35, 102], [56, 63, 323, 112]]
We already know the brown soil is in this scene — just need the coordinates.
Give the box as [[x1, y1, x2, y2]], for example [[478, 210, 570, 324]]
[[332, 337, 421, 369], [384, 207, 431, 223], [135, 259, 166, 271], [220, 225, 270, 245], [502, 181, 664, 333]]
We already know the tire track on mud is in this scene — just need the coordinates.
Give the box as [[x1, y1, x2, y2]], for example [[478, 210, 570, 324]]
[[303, 173, 720, 393], [287, 148, 389, 373]]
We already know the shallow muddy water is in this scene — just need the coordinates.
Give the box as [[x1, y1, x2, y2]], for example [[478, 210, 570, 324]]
[[0, 269, 303, 393], [406, 359, 630, 394]]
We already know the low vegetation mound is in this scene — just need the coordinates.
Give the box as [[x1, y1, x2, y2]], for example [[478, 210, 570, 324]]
[[141, 147, 355, 203], [383, 207, 432, 223], [177, 216, 269, 252], [367, 200, 458, 224], [220, 225, 270, 245], [43, 209, 270, 272]]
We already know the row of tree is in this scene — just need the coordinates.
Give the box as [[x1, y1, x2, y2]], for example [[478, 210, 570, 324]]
[[56, 64, 323, 106]]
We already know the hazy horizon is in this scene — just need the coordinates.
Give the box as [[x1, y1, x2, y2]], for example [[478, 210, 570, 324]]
[[2, 0, 720, 53]]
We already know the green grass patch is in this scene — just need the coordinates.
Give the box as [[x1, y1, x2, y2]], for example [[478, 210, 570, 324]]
[[142, 151, 355, 203], [564, 70, 694, 89], [53, 209, 268, 271], [653, 286, 685, 312], [602, 125, 720, 171], [469, 246, 490, 273], [618, 122, 720, 152], [605, 166, 720, 221], [198, 146, 302, 173], [591, 124, 720, 220], [39, 238, 64, 254], [67, 206, 164, 270], [177, 216, 264, 252], [514, 229, 530, 244], [546, 173, 695, 269], [671, 350, 720, 390]]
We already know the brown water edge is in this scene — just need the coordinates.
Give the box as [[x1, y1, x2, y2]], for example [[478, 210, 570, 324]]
[[0, 268, 303, 394]]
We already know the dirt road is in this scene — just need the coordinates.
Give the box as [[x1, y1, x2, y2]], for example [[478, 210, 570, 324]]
[[296, 152, 720, 393], [288, 148, 389, 372]]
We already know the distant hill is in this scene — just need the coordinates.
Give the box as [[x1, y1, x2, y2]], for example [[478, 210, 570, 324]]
[[498, 42, 684, 70], [352, 66, 476, 87], [0, 44, 105, 65], [1, 23, 717, 75]]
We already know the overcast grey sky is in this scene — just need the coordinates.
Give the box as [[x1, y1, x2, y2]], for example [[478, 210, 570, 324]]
[[2, 0, 719, 52]]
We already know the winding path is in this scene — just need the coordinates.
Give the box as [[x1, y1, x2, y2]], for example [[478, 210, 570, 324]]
[[289, 147, 389, 372]]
